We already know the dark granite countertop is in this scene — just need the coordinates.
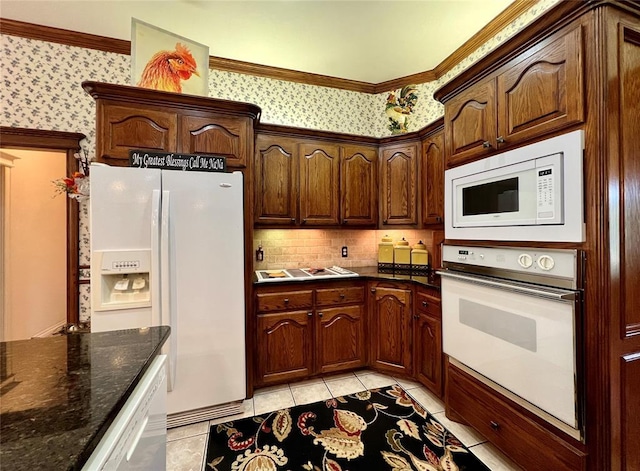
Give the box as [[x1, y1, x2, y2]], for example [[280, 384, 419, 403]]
[[0, 326, 170, 471], [254, 266, 440, 290]]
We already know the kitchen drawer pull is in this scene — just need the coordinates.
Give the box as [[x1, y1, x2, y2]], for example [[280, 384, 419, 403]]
[[437, 270, 577, 302], [422, 301, 428, 307], [307, 312, 313, 317], [339, 293, 345, 299], [370, 288, 376, 293], [318, 312, 323, 317], [490, 421, 500, 430], [283, 298, 289, 303]]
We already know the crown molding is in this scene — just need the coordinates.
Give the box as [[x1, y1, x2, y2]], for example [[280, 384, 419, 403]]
[[0, 1, 542, 94]]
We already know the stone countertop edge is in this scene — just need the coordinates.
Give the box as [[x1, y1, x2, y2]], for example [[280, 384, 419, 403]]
[[0, 325, 171, 471], [253, 266, 441, 290]]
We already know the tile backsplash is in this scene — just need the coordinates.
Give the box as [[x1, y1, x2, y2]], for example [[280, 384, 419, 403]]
[[253, 229, 440, 270]]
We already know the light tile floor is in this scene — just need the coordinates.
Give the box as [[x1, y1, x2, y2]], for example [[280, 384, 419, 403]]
[[166, 370, 523, 471]]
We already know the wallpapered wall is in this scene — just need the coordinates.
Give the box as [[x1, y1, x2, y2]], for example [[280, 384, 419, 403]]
[[0, 0, 559, 321]]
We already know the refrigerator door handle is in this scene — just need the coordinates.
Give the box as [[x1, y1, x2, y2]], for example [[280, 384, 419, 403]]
[[161, 190, 177, 391], [150, 190, 161, 327]]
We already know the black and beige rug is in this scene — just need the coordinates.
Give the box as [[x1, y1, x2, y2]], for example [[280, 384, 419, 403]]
[[205, 384, 490, 470]]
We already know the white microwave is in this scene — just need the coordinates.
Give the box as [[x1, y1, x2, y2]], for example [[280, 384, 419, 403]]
[[444, 130, 585, 242]]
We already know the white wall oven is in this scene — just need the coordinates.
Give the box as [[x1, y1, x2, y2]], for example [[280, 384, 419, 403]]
[[439, 244, 584, 440], [445, 130, 585, 242]]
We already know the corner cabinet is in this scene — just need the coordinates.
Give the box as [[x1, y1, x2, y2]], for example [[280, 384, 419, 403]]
[[369, 281, 412, 375], [379, 142, 419, 226], [82, 81, 260, 168], [421, 125, 445, 226], [441, 23, 584, 168]]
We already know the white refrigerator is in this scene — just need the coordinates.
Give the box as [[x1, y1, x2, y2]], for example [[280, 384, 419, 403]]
[[90, 165, 246, 427]]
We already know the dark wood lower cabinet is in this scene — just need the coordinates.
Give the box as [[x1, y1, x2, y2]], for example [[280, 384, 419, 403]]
[[256, 310, 313, 385], [369, 283, 412, 376], [446, 362, 586, 471], [316, 305, 365, 374], [414, 288, 443, 397]]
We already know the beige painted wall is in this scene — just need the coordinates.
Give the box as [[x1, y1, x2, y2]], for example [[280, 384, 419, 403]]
[[2, 148, 67, 340]]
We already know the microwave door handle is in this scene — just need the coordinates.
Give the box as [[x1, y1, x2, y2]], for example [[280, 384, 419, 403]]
[[437, 270, 577, 302]]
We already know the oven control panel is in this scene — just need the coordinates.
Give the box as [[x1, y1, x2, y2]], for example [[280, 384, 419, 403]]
[[442, 245, 577, 280]]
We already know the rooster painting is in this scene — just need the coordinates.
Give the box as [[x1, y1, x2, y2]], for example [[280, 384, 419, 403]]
[[385, 84, 419, 134], [137, 42, 200, 93]]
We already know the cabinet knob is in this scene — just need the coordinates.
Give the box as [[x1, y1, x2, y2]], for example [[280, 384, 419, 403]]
[[383, 219, 388, 224], [318, 312, 323, 317], [482, 140, 492, 149], [343, 219, 348, 224], [436, 216, 442, 222], [490, 421, 500, 431], [422, 301, 428, 307], [284, 298, 289, 303], [307, 312, 313, 317], [414, 315, 419, 320], [497, 136, 506, 144], [290, 218, 296, 224], [370, 288, 377, 293], [339, 293, 345, 299], [302, 218, 307, 224]]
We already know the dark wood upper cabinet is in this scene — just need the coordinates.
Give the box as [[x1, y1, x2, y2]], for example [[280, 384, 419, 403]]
[[254, 135, 298, 225], [496, 24, 584, 146], [179, 114, 251, 168], [341, 145, 377, 226], [82, 81, 260, 168], [421, 127, 445, 226], [299, 142, 341, 226], [442, 24, 584, 169], [379, 142, 419, 226], [444, 80, 497, 168]]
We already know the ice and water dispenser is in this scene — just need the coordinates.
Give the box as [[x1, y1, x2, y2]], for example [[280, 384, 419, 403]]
[[92, 250, 151, 311]]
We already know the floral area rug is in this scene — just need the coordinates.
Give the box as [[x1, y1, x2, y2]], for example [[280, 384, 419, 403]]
[[205, 384, 490, 471]]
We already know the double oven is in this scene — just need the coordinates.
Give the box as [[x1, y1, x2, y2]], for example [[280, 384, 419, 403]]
[[439, 130, 585, 440]]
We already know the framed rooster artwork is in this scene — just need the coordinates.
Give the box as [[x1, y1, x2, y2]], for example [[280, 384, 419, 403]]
[[131, 18, 209, 96]]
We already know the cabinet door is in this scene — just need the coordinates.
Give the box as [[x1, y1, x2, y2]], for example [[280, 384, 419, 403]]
[[414, 312, 442, 397], [421, 129, 444, 226], [97, 105, 178, 166], [179, 115, 250, 168], [380, 143, 418, 226], [497, 25, 584, 146], [299, 142, 340, 225], [254, 135, 298, 225], [316, 305, 366, 374], [370, 285, 412, 375], [341, 145, 377, 226], [444, 80, 496, 168], [256, 310, 313, 386]]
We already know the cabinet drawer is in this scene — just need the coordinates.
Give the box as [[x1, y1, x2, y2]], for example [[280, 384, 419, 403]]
[[416, 290, 441, 317], [256, 290, 313, 312], [447, 365, 586, 471], [316, 286, 364, 306]]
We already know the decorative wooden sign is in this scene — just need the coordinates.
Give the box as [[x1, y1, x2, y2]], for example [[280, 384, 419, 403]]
[[129, 150, 227, 172]]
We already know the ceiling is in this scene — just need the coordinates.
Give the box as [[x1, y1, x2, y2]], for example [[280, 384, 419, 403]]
[[0, 0, 515, 84]]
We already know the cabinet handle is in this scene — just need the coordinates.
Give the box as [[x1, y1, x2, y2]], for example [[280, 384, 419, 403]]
[[307, 312, 313, 317], [497, 136, 506, 144], [339, 293, 345, 299], [343, 219, 348, 224], [318, 312, 323, 317], [490, 421, 500, 431], [414, 315, 419, 320], [290, 218, 296, 224], [436, 216, 442, 222], [482, 140, 492, 149], [383, 219, 388, 224], [370, 288, 377, 293], [422, 301, 428, 307], [284, 298, 289, 303]]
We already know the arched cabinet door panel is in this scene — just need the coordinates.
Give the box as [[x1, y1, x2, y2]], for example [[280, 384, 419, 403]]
[[316, 305, 365, 374]]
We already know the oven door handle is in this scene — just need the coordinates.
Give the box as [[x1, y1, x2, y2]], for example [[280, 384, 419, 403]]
[[437, 270, 577, 302]]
